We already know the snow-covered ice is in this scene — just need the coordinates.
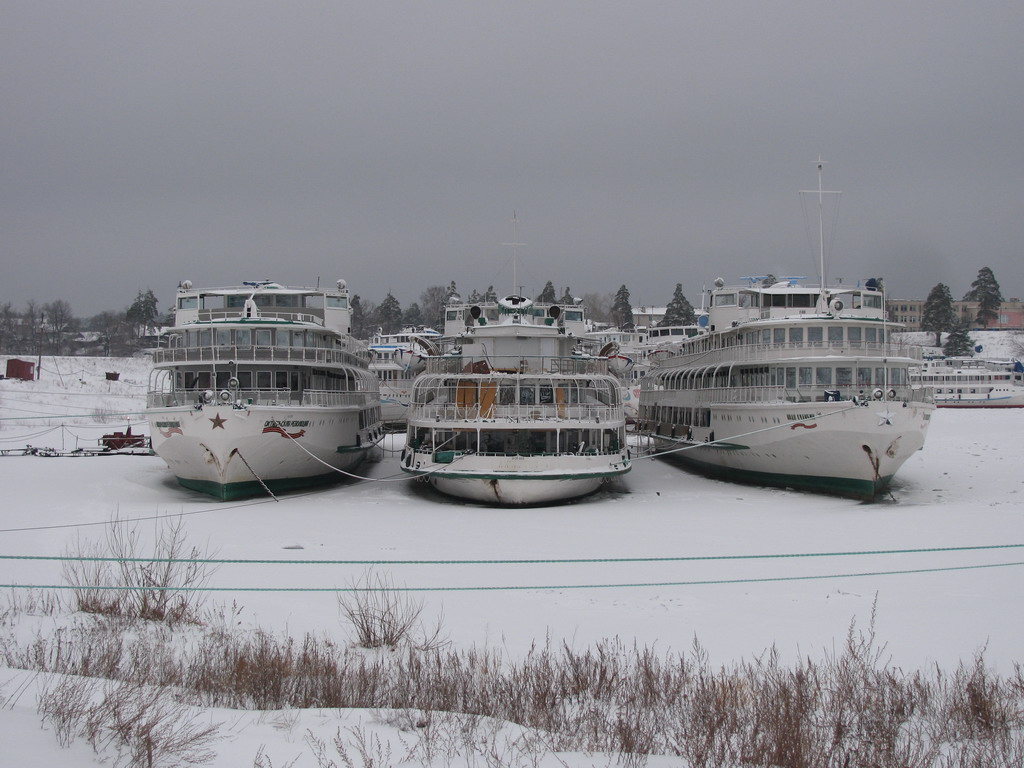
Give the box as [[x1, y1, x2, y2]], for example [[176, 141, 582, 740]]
[[1, 341, 1022, 766]]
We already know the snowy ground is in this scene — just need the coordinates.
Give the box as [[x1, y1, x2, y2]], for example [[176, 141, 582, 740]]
[[1, 342, 1023, 766]]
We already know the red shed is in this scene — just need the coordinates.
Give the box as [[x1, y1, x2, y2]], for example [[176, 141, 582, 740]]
[[5, 359, 36, 381]]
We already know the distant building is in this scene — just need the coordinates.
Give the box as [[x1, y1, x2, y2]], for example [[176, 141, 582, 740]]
[[632, 306, 666, 328], [886, 298, 1024, 331]]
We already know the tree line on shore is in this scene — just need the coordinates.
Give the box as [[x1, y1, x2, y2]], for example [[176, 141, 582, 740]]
[[0, 267, 1006, 357], [921, 267, 1006, 356]]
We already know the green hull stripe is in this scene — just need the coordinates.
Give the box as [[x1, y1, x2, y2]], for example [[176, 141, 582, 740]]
[[659, 453, 892, 500], [176, 465, 363, 501], [402, 467, 630, 482]]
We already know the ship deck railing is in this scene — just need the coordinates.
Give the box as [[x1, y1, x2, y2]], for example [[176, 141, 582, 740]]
[[146, 389, 376, 409], [151, 344, 368, 368], [656, 341, 924, 370], [194, 308, 326, 325], [409, 402, 623, 423], [642, 384, 930, 406], [424, 355, 610, 376]]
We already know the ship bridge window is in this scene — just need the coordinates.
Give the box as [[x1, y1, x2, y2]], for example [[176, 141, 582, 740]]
[[816, 367, 833, 386], [789, 327, 804, 344], [327, 296, 348, 309], [863, 294, 882, 309], [769, 294, 787, 307], [216, 328, 231, 347], [200, 295, 225, 310], [865, 327, 878, 343], [303, 295, 324, 309], [446, 310, 461, 322], [790, 293, 816, 308], [565, 310, 583, 321], [848, 327, 862, 345], [178, 296, 198, 310], [828, 326, 844, 343], [773, 328, 786, 344], [199, 329, 212, 347], [807, 327, 823, 345], [738, 292, 756, 308], [713, 293, 737, 307], [236, 329, 251, 346], [255, 329, 272, 347]]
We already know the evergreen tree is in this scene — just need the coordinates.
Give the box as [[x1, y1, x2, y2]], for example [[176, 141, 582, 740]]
[[559, 286, 575, 304], [920, 283, 957, 346], [943, 324, 974, 357], [349, 294, 367, 338], [483, 285, 498, 302], [402, 302, 424, 327], [377, 292, 403, 334], [659, 284, 697, 327], [536, 281, 557, 303], [611, 285, 633, 329], [963, 267, 1003, 328], [126, 288, 159, 344]]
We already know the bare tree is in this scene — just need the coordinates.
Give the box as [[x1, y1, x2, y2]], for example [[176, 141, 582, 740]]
[[43, 299, 75, 355]]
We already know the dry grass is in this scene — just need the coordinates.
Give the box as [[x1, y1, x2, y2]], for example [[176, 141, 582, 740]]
[[61, 517, 218, 625], [4, 592, 1023, 767]]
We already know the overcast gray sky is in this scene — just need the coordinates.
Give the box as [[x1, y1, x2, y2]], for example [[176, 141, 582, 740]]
[[3, 1, 1023, 317]]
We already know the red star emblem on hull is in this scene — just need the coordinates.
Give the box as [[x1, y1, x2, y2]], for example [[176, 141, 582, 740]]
[[209, 413, 227, 429]]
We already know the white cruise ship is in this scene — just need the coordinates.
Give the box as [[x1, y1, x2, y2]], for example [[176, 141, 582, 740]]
[[400, 295, 631, 505], [146, 280, 382, 499], [639, 275, 934, 499], [368, 325, 441, 427], [912, 356, 1024, 408]]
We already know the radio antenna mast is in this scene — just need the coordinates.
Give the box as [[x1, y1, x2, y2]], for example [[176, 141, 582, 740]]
[[799, 156, 841, 311], [501, 211, 527, 295]]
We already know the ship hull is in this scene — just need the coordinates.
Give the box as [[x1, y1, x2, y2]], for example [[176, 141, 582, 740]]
[[651, 401, 932, 500], [404, 453, 630, 505], [147, 404, 372, 500]]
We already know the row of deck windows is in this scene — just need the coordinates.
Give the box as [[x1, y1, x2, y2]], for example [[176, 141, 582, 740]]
[[655, 365, 909, 390], [170, 328, 335, 349], [414, 378, 619, 406], [175, 368, 369, 392], [734, 325, 886, 346], [410, 427, 624, 456]]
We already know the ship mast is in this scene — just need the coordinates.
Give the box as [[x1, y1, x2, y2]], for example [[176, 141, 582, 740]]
[[501, 211, 527, 296], [800, 157, 841, 311]]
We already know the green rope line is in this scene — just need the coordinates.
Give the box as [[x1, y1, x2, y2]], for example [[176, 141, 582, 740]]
[[4, 560, 1023, 592], [3, 543, 1022, 566]]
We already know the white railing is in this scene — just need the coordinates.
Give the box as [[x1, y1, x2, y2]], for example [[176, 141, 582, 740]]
[[644, 384, 930, 406], [151, 344, 368, 368], [657, 341, 924, 370], [146, 389, 373, 409], [409, 402, 623, 423], [425, 355, 610, 376], [195, 308, 325, 325]]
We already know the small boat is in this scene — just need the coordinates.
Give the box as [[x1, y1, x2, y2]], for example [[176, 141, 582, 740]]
[[368, 325, 442, 428], [911, 356, 1024, 408], [145, 280, 383, 499], [400, 295, 631, 505]]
